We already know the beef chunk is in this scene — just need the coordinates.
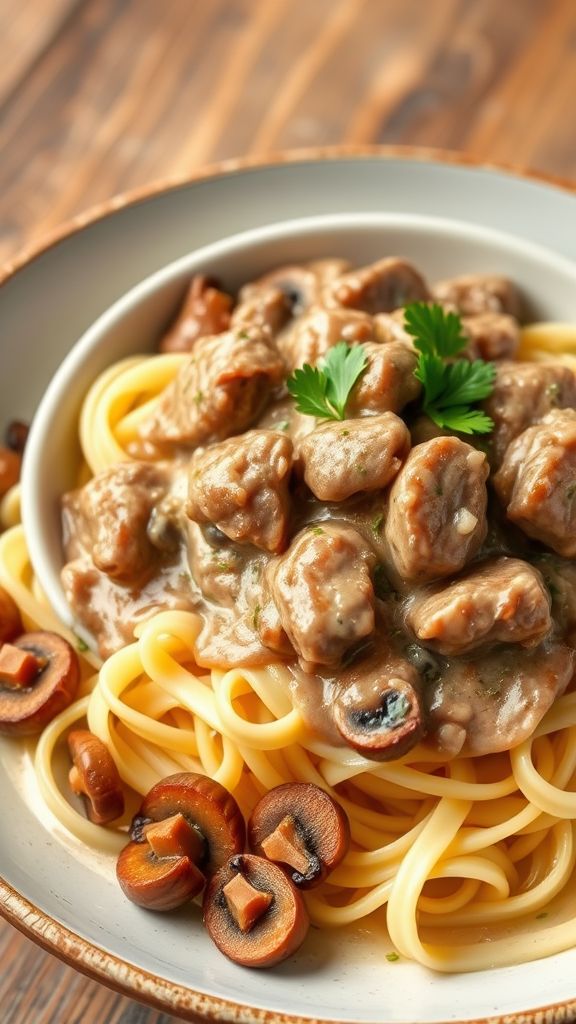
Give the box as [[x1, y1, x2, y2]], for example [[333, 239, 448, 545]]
[[427, 640, 574, 756], [139, 329, 285, 449], [237, 259, 350, 323], [62, 462, 171, 582], [461, 313, 520, 361], [385, 437, 488, 582], [406, 557, 551, 656], [323, 257, 430, 314], [268, 524, 376, 669], [298, 413, 410, 502], [159, 275, 232, 353], [482, 361, 576, 465], [187, 430, 293, 554], [433, 274, 522, 318], [279, 307, 373, 371], [494, 409, 576, 557], [347, 341, 421, 416]]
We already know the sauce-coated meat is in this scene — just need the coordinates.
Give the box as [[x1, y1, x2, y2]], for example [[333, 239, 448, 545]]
[[461, 313, 520, 361], [268, 524, 377, 670], [494, 409, 576, 556], [406, 557, 551, 656], [279, 307, 373, 371], [323, 258, 431, 314], [62, 462, 171, 581], [298, 413, 410, 502], [187, 430, 293, 554], [385, 436, 488, 581], [433, 274, 522, 318], [483, 361, 576, 465], [347, 341, 421, 415], [159, 275, 232, 353], [140, 329, 284, 449], [238, 260, 350, 319], [427, 640, 574, 756]]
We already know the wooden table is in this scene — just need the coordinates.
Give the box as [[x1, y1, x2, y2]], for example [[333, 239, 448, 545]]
[[1, 0, 576, 1019]]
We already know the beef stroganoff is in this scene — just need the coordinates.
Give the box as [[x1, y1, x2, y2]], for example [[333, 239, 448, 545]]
[[2, 252, 576, 970]]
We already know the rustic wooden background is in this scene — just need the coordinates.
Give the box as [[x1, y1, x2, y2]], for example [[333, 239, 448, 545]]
[[2, 0, 576, 1020]]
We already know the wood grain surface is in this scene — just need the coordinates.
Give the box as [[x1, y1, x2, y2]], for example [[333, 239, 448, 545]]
[[1, 0, 576, 1020]]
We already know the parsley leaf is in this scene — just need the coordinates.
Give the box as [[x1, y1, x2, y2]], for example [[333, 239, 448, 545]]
[[287, 342, 367, 421], [405, 302, 496, 435]]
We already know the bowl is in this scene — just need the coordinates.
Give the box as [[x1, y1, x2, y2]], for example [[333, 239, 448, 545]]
[[4, 152, 576, 1024], [22, 210, 576, 636]]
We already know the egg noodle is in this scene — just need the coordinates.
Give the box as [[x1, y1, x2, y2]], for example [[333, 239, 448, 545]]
[[2, 324, 576, 973]]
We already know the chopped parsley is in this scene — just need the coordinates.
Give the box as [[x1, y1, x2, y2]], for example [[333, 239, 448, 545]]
[[371, 511, 385, 535], [385, 951, 400, 962], [404, 302, 496, 435], [287, 342, 367, 421], [74, 634, 89, 653]]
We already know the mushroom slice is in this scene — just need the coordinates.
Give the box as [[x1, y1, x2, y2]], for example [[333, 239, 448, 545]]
[[0, 586, 21, 644], [248, 782, 350, 888], [134, 772, 245, 878], [203, 854, 309, 968], [0, 632, 80, 736], [334, 667, 424, 761], [67, 730, 125, 825], [116, 838, 206, 911]]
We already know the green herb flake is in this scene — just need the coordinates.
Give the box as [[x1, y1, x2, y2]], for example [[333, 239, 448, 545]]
[[287, 342, 367, 421], [405, 302, 496, 435], [194, 390, 204, 407], [252, 603, 261, 629], [385, 951, 400, 962], [74, 634, 89, 653], [276, 420, 290, 432], [309, 526, 325, 535], [371, 512, 384, 535]]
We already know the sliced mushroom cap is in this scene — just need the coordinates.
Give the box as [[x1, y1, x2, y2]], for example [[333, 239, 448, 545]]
[[334, 672, 425, 761], [0, 585, 22, 644], [203, 853, 309, 968], [67, 729, 125, 824], [117, 773, 245, 911], [135, 772, 245, 878], [117, 838, 206, 911], [0, 632, 80, 736], [248, 783, 350, 888]]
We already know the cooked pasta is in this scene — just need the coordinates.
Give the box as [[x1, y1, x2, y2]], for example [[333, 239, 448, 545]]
[[2, 253, 576, 973]]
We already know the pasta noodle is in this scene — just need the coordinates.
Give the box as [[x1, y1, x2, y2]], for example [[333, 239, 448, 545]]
[[2, 321, 576, 973]]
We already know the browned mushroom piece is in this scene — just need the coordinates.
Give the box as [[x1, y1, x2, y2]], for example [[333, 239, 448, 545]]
[[334, 668, 425, 761], [203, 853, 310, 968], [0, 631, 80, 736], [5, 420, 29, 455], [116, 772, 245, 911], [67, 729, 125, 825], [159, 275, 233, 353], [0, 585, 22, 644], [0, 445, 21, 497], [248, 782, 350, 888]]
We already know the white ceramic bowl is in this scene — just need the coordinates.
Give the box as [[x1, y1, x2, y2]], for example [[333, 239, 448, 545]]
[[8, 195, 576, 1024], [22, 210, 576, 635]]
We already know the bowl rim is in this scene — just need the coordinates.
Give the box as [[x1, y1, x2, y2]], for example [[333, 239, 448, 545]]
[[3, 145, 576, 1024]]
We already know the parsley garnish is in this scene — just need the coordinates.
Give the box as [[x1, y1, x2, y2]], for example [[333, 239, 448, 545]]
[[385, 951, 400, 962], [74, 634, 89, 653], [287, 342, 367, 421], [404, 302, 496, 435]]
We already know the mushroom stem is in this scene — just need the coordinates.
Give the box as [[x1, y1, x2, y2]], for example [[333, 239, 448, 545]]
[[260, 815, 311, 876], [143, 812, 205, 863], [0, 644, 42, 689], [223, 872, 273, 933], [68, 764, 85, 795]]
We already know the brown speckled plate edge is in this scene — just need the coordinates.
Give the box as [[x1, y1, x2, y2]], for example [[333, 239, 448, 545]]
[[1, 144, 576, 1024]]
